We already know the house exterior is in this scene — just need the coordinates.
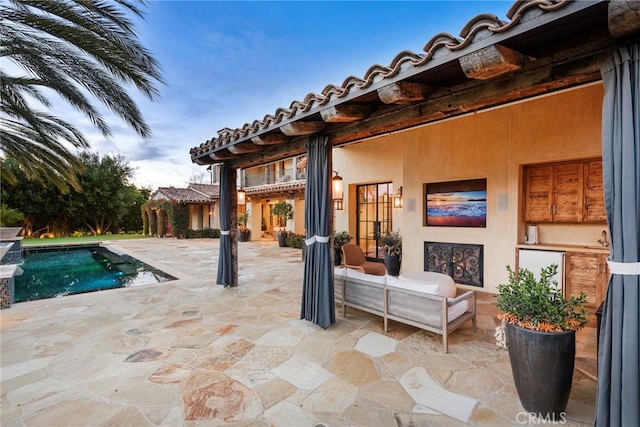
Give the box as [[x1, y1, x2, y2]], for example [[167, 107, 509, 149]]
[[189, 0, 639, 299], [238, 156, 306, 239], [149, 183, 220, 231]]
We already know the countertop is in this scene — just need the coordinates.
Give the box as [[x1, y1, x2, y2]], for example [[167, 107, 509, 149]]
[[516, 243, 610, 254]]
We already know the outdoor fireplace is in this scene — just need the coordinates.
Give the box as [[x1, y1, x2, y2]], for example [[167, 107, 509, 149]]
[[424, 242, 483, 287]]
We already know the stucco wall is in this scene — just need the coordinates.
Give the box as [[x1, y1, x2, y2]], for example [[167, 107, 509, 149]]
[[332, 83, 605, 294]]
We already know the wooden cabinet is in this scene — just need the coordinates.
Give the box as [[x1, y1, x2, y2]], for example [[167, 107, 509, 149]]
[[565, 251, 609, 311], [583, 159, 607, 222], [523, 158, 605, 223]]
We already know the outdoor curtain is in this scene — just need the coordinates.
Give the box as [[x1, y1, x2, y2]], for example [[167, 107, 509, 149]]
[[216, 164, 234, 287], [596, 43, 640, 426], [300, 135, 335, 328]]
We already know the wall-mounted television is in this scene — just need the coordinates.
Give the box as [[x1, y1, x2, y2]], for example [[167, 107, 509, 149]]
[[424, 178, 487, 227]]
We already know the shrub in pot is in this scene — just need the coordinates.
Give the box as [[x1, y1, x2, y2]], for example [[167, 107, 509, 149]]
[[237, 211, 250, 242], [494, 264, 588, 419], [333, 231, 352, 266], [272, 201, 294, 247], [380, 230, 402, 276]]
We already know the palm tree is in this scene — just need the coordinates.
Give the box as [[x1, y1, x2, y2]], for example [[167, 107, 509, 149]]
[[0, 0, 163, 192]]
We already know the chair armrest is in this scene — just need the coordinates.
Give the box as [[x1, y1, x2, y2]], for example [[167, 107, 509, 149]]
[[448, 290, 475, 306]]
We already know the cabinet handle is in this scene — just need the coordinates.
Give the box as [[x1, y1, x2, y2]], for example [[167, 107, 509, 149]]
[[552, 205, 556, 215], [549, 205, 552, 214], [597, 263, 600, 274]]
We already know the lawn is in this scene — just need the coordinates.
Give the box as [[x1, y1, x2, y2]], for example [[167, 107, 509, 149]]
[[21, 234, 150, 246]]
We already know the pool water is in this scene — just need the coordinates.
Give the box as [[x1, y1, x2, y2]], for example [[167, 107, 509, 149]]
[[14, 244, 176, 303]]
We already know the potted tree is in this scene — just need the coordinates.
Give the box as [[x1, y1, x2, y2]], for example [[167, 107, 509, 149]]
[[333, 230, 352, 266], [494, 264, 588, 419], [272, 201, 294, 247], [237, 211, 250, 242], [380, 230, 402, 276]]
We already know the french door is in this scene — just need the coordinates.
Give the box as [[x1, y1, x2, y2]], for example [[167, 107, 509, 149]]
[[356, 182, 393, 262]]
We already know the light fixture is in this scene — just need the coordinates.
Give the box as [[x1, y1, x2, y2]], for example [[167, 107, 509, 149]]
[[393, 186, 403, 209], [332, 171, 343, 210], [237, 188, 246, 206]]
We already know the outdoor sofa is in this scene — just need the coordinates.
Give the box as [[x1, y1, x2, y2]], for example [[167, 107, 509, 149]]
[[334, 267, 476, 353]]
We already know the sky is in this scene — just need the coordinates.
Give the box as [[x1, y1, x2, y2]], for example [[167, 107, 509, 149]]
[[70, 0, 515, 190]]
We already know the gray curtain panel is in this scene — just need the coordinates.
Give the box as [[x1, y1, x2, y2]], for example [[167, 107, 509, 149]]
[[596, 43, 640, 426], [300, 135, 335, 328], [216, 164, 234, 287]]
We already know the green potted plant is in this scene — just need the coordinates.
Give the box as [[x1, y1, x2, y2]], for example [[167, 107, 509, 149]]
[[379, 229, 402, 276], [494, 264, 588, 418], [272, 201, 294, 247], [333, 231, 352, 266], [237, 211, 250, 242]]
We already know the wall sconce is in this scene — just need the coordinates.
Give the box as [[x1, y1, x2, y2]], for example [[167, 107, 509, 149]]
[[393, 186, 403, 208], [237, 188, 246, 206], [332, 171, 343, 210]]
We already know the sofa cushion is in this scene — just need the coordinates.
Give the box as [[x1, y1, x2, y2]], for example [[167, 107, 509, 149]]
[[385, 275, 440, 295], [448, 300, 470, 322], [399, 272, 457, 298], [334, 266, 347, 277], [346, 268, 387, 284]]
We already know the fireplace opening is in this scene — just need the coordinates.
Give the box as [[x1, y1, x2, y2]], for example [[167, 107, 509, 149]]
[[424, 242, 483, 287]]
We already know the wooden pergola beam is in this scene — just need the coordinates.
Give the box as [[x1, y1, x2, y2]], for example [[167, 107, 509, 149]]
[[320, 105, 373, 123], [377, 82, 429, 104], [280, 121, 326, 136], [251, 132, 289, 145], [459, 45, 524, 80]]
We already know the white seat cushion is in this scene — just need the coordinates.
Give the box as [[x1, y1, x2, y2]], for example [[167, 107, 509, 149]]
[[448, 300, 470, 322], [399, 271, 457, 298], [346, 268, 387, 284], [385, 275, 440, 295]]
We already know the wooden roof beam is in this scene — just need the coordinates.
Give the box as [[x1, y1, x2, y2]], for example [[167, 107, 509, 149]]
[[228, 141, 261, 154], [320, 105, 373, 123], [280, 121, 325, 136], [251, 132, 289, 145], [459, 45, 525, 80], [377, 81, 429, 104], [608, 0, 640, 38]]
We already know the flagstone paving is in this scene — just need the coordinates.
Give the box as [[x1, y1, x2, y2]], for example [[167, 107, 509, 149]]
[[1, 238, 598, 426]]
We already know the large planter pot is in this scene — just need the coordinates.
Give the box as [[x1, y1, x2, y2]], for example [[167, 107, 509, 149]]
[[506, 322, 575, 418], [334, 248, 343, 266], [238, 229, 250, 242], [277, 231, 288, 247], [384, 254, 401, 276]]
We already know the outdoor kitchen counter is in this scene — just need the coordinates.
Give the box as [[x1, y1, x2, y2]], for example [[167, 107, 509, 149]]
[[516, 243, 610, 254]]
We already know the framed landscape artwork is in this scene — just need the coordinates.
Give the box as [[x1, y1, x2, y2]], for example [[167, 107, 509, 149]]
[[424, 178, 487, 227]]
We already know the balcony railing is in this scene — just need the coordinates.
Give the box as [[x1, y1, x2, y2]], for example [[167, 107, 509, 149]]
[[243, 167, 305, 187]]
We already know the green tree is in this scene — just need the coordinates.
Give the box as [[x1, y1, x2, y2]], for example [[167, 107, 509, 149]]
[[65, 152, 135, 234], [119, 185, 150, 232], [2, 152, 146, 235], [0, 0, 163, 193]]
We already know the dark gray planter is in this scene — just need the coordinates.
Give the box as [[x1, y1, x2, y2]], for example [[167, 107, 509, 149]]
[[277, 231, 288, 247], [384, 254, 401, 276], [238, 229, 250, 242], [506, 322, 575, 418]]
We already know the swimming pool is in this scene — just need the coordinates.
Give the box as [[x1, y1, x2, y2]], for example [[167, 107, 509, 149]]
[[14, 244, 176, 303]]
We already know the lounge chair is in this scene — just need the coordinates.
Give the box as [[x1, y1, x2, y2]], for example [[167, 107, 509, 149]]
[[341, 243, 386, 276]]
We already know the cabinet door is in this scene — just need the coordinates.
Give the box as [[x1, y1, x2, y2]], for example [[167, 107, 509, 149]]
[[565, 251, 608, 310], [553, 162, 584, 222], [524, 165, 553, 222], [584, 160, 607, 222]]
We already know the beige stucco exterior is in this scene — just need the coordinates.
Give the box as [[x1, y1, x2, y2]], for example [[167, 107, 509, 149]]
[[333, 82, 606, 294]]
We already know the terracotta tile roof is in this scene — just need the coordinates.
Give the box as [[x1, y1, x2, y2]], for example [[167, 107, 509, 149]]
[[190, 0, 573, 161], [152, 184, 219, 203]]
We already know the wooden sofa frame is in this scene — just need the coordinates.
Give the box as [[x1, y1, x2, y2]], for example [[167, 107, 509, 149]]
[[334, 274, 477, 353]]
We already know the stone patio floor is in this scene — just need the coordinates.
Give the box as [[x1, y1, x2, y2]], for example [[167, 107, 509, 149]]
[[1, 238, 598, 426]]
